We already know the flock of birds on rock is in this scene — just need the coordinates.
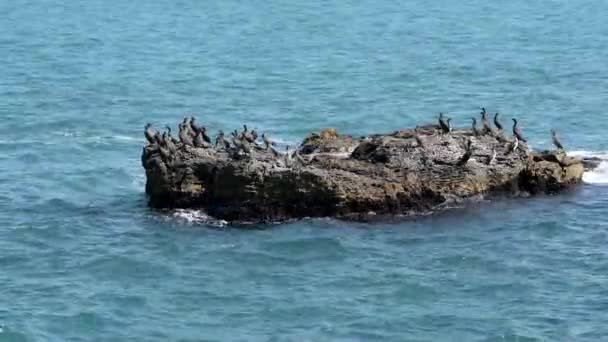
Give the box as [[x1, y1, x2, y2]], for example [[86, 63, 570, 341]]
[[143, 116, 308, 167], [143, 108, 566, 169], [429, 107, 565, 165]]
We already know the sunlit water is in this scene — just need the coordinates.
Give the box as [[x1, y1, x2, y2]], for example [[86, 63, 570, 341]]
[[2, 0, 608, 341]]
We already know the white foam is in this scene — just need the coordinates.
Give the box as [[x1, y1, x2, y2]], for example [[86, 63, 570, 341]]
[[569, 150, 608, 185], [172, 209, 228, 226]]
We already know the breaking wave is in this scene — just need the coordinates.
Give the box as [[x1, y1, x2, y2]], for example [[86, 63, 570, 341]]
[[569, 150, 608, 185]]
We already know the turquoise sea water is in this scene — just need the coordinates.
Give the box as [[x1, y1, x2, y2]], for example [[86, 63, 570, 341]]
[[2, 0, 608, 340]]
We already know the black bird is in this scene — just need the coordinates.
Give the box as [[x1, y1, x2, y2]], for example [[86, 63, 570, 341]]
[[457, 139, 474, 166], [507, 136, 519, 154], [153, 131, 162, 144], [200, 126, 211, 144], [494, 113, 503, 131], [193, 130, 206, 148], [144, 123, 158, 145], [262, 133, 273, 150], [471, 117, 479, 136], [164, 132, 177, 154], [512, 118, 527, 143], [551, 129, 564, 150], [487, 148, 497, 165], [189, 116, 200, 135], [215, 130, 228, 148], [232, 136, 250, 154], [179, 123, 194, 146], [243, 130, 255, 144], [481, 110, 492, 134], [438, 113, 450, 134], [158, 145, 172, 162], [166, 125, 179, 145]]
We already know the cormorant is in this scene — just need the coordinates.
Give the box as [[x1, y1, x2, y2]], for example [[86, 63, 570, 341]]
[[512, 118, 527, 142], [232, 137, 250, 154], [471, 117, 479, 136], [179, 123, 194, 146], [189, 116, 200, 135], [243, 130, 255, 144], [215, 130, 229, 149], [164, 132, 177, 154], [507, 137, 519, 154], [166, 126, 179, 145], [457, 139, 473, 166], [487, 148, 496, 165], [262, 133, 272, 150], [494, 113, 503, 131], [284, 146, 293, 167], [144, 123, 158, 145], [194, 131, 205, 148], [200, 126, 211, 144], [551, 129, 564, 150], [438, 113, 450, 134], [481, 110, 492, 134]]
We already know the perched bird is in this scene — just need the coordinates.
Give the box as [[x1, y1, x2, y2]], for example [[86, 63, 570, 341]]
[[164, 132, 177, 154], [447, 118, 453, 133], [551, 129, 564, 150], [193, 130, 206, 148], [232, 137, 250, 154], [179, 123, 194, 146], [512, 118, 527, 142], [494, 113, 503, 131], [481, 109, 492, 134], [487, 148, 496, 165], [262, 133, 273, 150], [471, 117, 480, 136], [215, 130, 229, 149], [242, 130, 255, 144], [240, 124, 249, 140], [200, 126, 211, 144], [165, 125, 179, 145], [158, 144, 172, 162], [438, 113, 450, 134], [284, 146, 293, 167], [189, 116, 200, 135], [457, 139, 474, 166], [507, 136, 519, 154], [153, 131, 162, 145], [144, 123, 158, 145]]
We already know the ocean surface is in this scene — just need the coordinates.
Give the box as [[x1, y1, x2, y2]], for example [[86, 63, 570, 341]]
[[2, 0, 608, 340]]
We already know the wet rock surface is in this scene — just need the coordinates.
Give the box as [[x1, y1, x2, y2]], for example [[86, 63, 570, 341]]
[[142, 122, 587, 223]]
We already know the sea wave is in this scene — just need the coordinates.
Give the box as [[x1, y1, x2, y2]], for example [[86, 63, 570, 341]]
[[171, 209, 229, 227], [569, 150, 608, 185]]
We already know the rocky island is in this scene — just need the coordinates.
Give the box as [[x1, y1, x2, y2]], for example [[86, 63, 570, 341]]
[[142, 112, 594, 223]]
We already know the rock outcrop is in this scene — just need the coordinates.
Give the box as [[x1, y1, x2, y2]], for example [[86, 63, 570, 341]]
[[142, 123, 588, 223]]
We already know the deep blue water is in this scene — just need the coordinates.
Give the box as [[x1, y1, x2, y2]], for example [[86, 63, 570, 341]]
[[2, 0, 608, 340]]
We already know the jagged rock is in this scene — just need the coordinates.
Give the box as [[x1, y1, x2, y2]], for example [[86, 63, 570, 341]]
[[142, 124, 590, 223]]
